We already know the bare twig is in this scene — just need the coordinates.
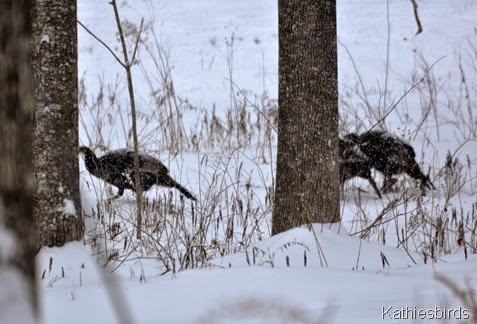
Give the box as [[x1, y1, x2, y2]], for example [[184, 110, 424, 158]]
[[110, 0, 143, 239], [356, 198, 401, 238], [131, 18, 145, 65], [368, 56, 446, 132], [383, 0, 391, 120], [338, 39, 374, 114], [300, 196, 328, 268], [77, 20, 126, 68], [410, 0, 423, 36], [227, 78, 278, 135]]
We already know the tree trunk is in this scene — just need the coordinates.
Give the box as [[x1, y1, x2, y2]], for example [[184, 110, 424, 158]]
[[0, 0, 37, 320], [31, 0, 84, 247], [272, 0, 340, 235]]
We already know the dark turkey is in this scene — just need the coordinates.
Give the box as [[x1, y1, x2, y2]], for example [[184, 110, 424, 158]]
[[346, 131, 434, 193], [339, 136, 382, 198], [79, 146, 197, 201]]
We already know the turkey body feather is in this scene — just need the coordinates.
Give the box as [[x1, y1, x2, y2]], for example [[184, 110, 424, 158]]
[[79, 147, 196, 201]]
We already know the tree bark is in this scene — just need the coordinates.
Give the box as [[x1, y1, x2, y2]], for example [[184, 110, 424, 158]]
[[272, 0, 340, 235], [31, 0, 84, 247], [0, 0, 37, 319]]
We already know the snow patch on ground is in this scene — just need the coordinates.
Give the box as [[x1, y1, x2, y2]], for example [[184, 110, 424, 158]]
[[37, 228, 476, 323]]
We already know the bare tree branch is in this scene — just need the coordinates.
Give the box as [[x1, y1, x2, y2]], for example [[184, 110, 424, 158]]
[[410, 0, 423, 36], [77, 19, 126, 68], [130, 18, 144, 65], [110, 0, 143, 240]]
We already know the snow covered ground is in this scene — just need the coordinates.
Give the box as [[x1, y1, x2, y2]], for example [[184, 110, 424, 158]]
[[37, 0, 477, 323], [38, 229, 476, 323]]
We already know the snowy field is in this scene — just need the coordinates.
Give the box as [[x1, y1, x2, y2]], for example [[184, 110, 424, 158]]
[[38, 0, 477, 323]]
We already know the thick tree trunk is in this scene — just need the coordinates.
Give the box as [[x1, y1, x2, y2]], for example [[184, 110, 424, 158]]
[[0, 0, 37, 320], [272, 0, 340, 235], [31, 0, 84, 247]]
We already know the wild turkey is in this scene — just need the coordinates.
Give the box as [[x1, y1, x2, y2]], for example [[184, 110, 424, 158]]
[[347, 131, 434, 193], [339, 136, 382, 198], [79, 147, 197, 201]]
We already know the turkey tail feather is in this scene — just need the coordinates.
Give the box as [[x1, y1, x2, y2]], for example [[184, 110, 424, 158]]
[[164, 176, 197, 201]]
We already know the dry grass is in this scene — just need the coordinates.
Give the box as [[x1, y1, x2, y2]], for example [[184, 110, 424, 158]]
[[79, 18, 477, 275], [340, 45, 477, 262]]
